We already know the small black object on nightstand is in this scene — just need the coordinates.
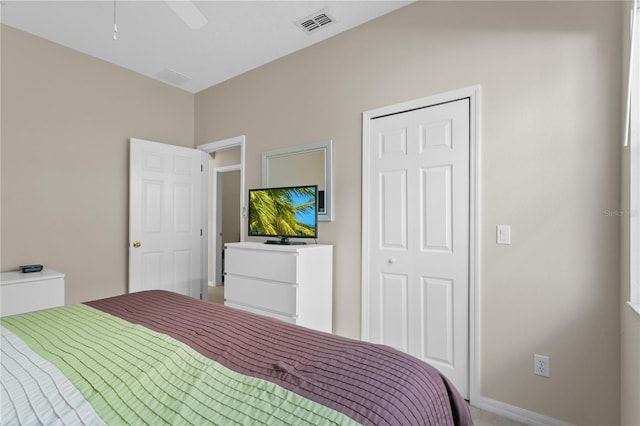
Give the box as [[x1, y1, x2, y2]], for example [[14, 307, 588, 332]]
[[20, 264, 44, 273]]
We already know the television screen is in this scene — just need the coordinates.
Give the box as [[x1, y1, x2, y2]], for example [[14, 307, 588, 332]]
[[248, 185, 318, 243]]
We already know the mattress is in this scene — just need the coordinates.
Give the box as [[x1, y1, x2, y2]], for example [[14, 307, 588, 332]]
[[1, 290, 472, 425]]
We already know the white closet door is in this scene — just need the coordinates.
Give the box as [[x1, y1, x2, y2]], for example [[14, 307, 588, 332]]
[[364, 98, 470, 397]]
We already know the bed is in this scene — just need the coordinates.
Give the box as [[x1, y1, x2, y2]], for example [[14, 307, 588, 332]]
[[1, 290, 472, 425]]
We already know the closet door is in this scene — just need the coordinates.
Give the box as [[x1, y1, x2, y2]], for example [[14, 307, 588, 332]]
[[363, 98, 470, 398]]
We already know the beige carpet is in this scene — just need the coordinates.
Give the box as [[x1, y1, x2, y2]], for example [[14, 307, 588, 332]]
[[469, 406, 524, 426], [207, 285, 225, 304]]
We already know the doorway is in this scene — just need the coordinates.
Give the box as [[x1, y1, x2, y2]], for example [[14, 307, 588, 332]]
[[212, 166, 241, 287], [197, 136, 246, 304]]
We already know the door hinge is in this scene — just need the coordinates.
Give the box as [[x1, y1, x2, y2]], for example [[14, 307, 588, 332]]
[[200, 229, 203, 236], [201, 164, 203, 172]]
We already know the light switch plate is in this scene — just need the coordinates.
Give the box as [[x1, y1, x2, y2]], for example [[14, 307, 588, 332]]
[[497, 225, 511, 244]]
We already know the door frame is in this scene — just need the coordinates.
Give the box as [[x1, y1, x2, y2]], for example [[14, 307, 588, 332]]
[[361, 86, 480, 403], [212, 164, 241, 287], [197, 136, 246, 293]]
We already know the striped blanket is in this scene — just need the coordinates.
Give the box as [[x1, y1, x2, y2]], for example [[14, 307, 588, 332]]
[[1, 290, 472, 425]]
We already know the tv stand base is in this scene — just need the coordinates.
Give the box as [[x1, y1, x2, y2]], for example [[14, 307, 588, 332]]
[[264, 239, 307, 245]]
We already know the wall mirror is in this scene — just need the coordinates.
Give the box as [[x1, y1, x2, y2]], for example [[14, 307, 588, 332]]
[[262, 140, 333, 221]]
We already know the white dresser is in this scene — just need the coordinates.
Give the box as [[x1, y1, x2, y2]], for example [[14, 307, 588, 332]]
[[224, 242, 333, 333], [0, 269, 65, 317]]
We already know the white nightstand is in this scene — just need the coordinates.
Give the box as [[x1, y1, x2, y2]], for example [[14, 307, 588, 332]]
[[0, 269, 65, 317]]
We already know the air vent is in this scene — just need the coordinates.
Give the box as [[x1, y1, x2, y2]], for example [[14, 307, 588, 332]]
[[295, 9, 335, 34], [155, 68, 191, 86]]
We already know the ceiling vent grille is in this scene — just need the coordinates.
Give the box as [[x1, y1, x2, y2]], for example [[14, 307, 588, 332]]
[[155, 68, 191, 86], [296, 9, 335, 34]]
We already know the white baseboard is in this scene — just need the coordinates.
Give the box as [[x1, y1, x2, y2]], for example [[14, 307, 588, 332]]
[[208, 281, 215, 287], [472, 396, 573, 426]]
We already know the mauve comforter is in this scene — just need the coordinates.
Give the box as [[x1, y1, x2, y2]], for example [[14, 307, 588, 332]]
[[86, 290, 472, 426]]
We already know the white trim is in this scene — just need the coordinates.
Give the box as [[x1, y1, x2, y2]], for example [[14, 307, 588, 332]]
[[213, 164, 241, 173], [623, 0, 638, 147], [473, 396, 573, 426], [361, 113, 373, 340], [199, 150, 210, 299], [198, 135, 246, 153], [361, 85, 481, 402], [468, 87, 482, 406], [629, 6, 640, 313]]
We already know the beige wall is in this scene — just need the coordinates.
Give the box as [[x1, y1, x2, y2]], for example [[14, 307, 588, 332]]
[[195, 2, 623, 424], [620, 3, 640, 425], [0, 25, 194, 303], [221, 170, 241, 245]]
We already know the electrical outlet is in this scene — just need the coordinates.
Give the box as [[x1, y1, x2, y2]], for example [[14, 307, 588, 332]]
[[534, 354, 550, 377]]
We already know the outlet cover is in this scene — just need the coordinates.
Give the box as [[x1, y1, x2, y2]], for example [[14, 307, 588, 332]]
[[534, 354, 550, 377], [497, 225, 511, 244]]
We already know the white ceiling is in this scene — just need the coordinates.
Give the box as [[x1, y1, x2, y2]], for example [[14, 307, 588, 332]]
[[1, 1, 412, 93]]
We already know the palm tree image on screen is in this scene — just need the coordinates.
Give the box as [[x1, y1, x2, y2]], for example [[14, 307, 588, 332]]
[[248, 186, 317, 238]]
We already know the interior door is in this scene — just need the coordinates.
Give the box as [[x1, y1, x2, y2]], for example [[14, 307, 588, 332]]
[[129, 138, 206, 299], [364, 98, 470, 397]]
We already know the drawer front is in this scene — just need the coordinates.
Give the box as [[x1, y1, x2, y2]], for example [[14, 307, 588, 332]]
[[225, 275, 297, 316], [224, 301, 296, 325], [225, 248, 298, 283], [1, 278, 65, 317]]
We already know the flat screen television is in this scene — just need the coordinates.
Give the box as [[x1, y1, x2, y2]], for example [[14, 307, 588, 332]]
[[248, 185, 318, 245]]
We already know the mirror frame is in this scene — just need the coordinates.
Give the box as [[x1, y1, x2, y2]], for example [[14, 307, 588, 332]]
[[262, 140, 333, 222]]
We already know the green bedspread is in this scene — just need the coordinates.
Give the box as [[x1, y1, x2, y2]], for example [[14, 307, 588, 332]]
[[2, 305, 359, 426]]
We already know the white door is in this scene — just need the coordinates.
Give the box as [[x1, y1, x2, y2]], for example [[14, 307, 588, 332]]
[[129, 138, 206, 299], [363, 98, 470, 397]]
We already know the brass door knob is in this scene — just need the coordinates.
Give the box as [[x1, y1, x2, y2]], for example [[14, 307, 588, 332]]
[[133, 241, 142, 248]]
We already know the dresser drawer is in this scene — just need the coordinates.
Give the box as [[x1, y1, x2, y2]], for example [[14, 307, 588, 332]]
[[223, 242, 332, 333], [225, 275, 297, 316], [225, 248, 298, 283], [224, 301, 296, 325]]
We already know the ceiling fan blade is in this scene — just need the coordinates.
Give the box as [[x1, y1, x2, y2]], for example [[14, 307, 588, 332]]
[[165, 0, 208, 30]]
